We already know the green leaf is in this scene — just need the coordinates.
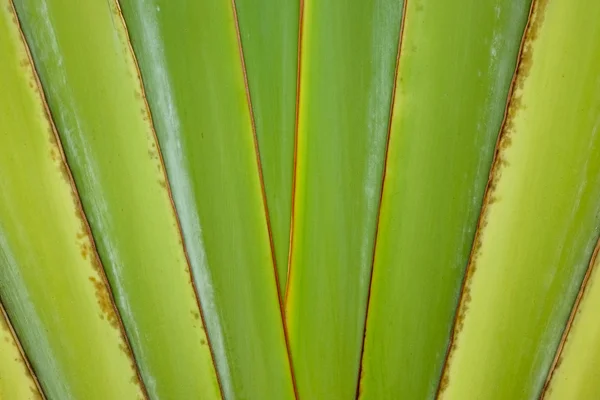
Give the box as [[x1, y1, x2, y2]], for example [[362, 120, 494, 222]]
[[439, 1, 600, 398], [285, 0, 403, 398], [12, 0, 221, 398], [358, 0, 530, 398], [543, 240, 600, 399], [118, 0, 296, 398], [0, 302, 41, 399], [0, 3, 144, 398], [234, 0, 299, 293]]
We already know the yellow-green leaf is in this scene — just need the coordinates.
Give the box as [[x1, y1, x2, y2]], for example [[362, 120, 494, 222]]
[[358, 0, 530, 398], [12, 0, 221, 398], [0, 3, 144, 398], [0, 302, 42, 399], [439, 0, 600, 398], [542, 240, 600, 399]]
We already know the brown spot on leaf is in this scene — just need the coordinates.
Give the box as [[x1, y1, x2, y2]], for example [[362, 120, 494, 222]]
[[89, 277, 119, 329], [438, 375, 449, 392]]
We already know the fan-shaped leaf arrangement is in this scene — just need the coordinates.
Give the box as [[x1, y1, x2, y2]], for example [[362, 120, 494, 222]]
[[1, 0, 599, 399]]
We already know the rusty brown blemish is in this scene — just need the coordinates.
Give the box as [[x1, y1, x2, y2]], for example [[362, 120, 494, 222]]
[[89, 277, 120, 329], [434, 0, 547, 397], [438, 375, 449, 392], [80, 244, 89, 260], [354, 1, 407, 398], [539, 239, 600, 398]]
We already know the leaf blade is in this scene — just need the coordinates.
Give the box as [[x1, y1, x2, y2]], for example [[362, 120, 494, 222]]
[[358, 0, 531, 398], [233, 0, 299, 293], [542, 240, 600, 399], [439, 1, 600, 397], [12, 0, 221, 398], [0, 302, 43, 400], [0, 3, 145, 398], [285, 0, 403, 397], [118, 0, 296, 398]]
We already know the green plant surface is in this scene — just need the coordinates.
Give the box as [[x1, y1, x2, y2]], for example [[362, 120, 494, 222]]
[[439, 0, 600, 398], [543, 241, 600, 399], [357, 0, 531, 398], [234, 0, 299, 293], [285, 0, 403, 398], [0, 3, 144, 398], [0, 302, 41, 399], [118, 1, 295, 398], [12, 0, 221, 398]]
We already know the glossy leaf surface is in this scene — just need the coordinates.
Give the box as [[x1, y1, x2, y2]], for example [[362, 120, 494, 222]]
[[358, 0, 531, 398], [118, 0, 295, 398], [13, 0, 221, 398], [440, 0, 600, 398]]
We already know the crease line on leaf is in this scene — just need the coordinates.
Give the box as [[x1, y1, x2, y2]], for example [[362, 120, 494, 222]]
[[283, 0, 304, 312], [434, 0, 541, 396], [10, 1, 150, 397], [112, 1, 225, 397], [354, 1, 407, 398], [230, 0, 298, 397], [0, 299, 46, 399], [539, 237, 600, 399], [282, 0, 303, 392]]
